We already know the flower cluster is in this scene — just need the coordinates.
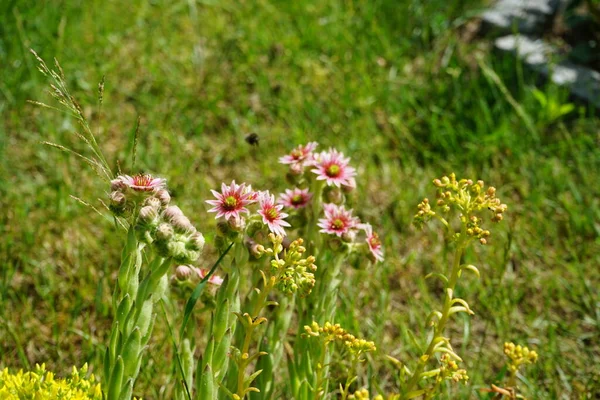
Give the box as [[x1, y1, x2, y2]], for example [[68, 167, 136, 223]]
[[263, 235, 317, 296], [109, 174, 169, 217], [414, 173, 507, 244], [207, 182, 290, 240], [109, 174, 205, 265], [436, 354, 469, 384], [150, 205, 205, 263], [0, 364, 103, 400], [278, 142, 384, 263], [504, 342, 538, 373], [304, 321, 376, 360]]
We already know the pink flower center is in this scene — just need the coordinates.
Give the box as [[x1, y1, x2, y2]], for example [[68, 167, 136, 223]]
[[133, 174, 153, 187], [264, 207, 279, 221], [369, 233, 381, 248], [291, 194, 305, 205], [224, 196, 238, 210], [326, 164, 341, 178], [291, 149, 303, 159], [332, 218, 345, 230]]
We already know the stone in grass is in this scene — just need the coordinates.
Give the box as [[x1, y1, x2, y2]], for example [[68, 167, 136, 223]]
[[481, 0, 563, 35], [495, 35, 600, 108]]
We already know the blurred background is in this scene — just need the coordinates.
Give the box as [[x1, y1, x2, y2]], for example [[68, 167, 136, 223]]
[[1, 0, 599, 398]]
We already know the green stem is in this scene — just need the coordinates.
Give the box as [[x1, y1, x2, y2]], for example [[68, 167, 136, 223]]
[[314, 343, 329, 400], [235, 277, 276, 398], [405, 232, 468, 394]]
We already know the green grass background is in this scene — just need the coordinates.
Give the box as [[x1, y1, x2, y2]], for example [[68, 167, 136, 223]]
[[1, 0, 599, 398]]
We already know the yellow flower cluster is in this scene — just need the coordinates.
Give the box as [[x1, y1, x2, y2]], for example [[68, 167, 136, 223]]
[[304, 321, 376, 359], [504, 342, 538, 373], [264, 234, 317, 296], [437, 354, 469, 384], [0, 364, 102, 400], [414, 173, 507, 244]]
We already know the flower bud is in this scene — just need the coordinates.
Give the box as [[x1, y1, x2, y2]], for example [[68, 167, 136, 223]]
[[175, 265, 193, 281], [143, 197, 162, 210], [163, 205, 184, 222], [172, 215, 195, 234], [111, 179, 127, 191], [245, 220, 264, 238], [188, 232, 205, 252], [155, 223, 174, 241], [216, 220, 231, 237], [168, 241, 187, 260], [139, 205, 158, 224], [110, 191, 126, 206], [155, 189, 171, 206], [228, 216, 246, 232]]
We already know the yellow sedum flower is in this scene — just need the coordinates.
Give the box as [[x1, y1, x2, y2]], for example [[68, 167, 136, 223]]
[[504, 342, 538, 373], [304, 321, 376, 360], [0, 364, 102, 400]]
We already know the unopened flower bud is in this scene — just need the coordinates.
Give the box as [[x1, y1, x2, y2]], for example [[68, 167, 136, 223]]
[[111, 179, 127, 191], [175, 265, 193, 281], [163, 205, 184, 222], [139, 205, 158, 223], [216, 220, 231, 237], [144, 197, 162, 210], [155, 189, 171, 206], [110, 191, 126, 206], [168, 241, 187, 260], [156, 223, 174, 241], [172, 215, 195, 234], [228, 216, 246, 232], [188, 232, 205, 252]]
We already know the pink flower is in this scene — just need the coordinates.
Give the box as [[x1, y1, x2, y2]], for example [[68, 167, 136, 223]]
[[278, 188, 312, 209], [311, 148, 356, 187], [360, 223, 384, 262], [196, 267, 224, 286], [279, 142, 318, 172], [112, 174, 166, 192], [206, 181, 256, 221], [317, 203, 360, 237], [258, 191, 291, 236]]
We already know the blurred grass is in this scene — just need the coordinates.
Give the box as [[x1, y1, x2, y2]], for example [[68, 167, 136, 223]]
[[1, 0, 599, 398]]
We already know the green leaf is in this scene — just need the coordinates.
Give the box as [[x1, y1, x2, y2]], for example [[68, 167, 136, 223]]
[[108, 356, 124, 400], [198, 364, 215, 400], [179, 242, 234, 340]]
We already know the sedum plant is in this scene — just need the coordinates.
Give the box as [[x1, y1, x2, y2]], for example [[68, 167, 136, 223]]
[[396, 173, 508, 399], [0, 364, 103, 400]]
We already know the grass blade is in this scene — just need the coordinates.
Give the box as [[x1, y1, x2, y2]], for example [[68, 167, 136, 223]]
[[179, 242, 234, 340]]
